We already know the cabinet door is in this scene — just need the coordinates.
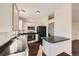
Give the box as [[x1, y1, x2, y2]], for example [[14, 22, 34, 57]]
[[12, 4, 19, 31], [42, 39, 50, 56]]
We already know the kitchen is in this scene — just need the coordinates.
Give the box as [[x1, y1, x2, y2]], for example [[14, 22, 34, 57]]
[[12, 3, 72, 56]]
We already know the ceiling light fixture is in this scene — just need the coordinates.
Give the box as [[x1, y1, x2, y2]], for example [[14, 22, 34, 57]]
[[36, 11, 40, 14], [19, 10, 25, 14]]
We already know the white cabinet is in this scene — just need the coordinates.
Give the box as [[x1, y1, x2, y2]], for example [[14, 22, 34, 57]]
[[42, 39, 72, 56]]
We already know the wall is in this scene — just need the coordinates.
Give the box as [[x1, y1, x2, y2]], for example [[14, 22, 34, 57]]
[[72, 4, 79, 40], [0, 3, 12, 32], [54, 4, 72, 38], [72, 22, 79, 40]]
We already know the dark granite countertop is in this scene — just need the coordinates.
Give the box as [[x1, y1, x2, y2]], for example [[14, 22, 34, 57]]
[[42, 36, 70, 43]]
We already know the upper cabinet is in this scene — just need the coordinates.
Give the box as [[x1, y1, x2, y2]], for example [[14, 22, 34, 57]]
[[12, 4, 19, 31], [0, 3, 12, 32]]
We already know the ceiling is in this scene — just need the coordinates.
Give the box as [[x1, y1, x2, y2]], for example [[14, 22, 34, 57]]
[[16, 3, 65, 20], [16, 3, 79, 22], [72, 3, 79, 22]]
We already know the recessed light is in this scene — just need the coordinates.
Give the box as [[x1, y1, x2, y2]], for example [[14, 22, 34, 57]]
[[19, 10, 25, 13], [36, 11, 40, 14]]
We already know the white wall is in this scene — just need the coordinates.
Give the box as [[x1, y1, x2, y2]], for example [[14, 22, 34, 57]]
[[72, 22, 79, 40], [0, 4, 13, 46], [0, 3, 12, 32], [72, 4, 79, 40], [54, 4, 72, 38]]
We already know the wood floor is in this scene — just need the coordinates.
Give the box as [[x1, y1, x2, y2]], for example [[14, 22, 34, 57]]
[[28, 41, 46, 56], [72, 40, 79, 56], [28, 40, 79, 56]]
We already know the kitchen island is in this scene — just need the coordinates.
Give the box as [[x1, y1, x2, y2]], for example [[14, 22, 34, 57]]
[[42, 36, 72, 56]]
